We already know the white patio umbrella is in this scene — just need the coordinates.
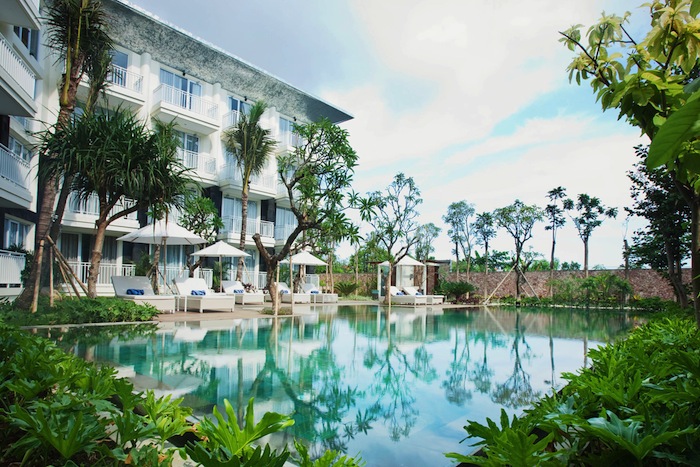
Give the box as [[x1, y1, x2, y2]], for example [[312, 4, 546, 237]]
[[287, 250, 327, 313], [190, 240, 250, 290], [119, 219, 206, 292]]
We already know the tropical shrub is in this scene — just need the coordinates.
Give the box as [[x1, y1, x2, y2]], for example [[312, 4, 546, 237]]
[[335, 280, 359, 297], [439, 281, 475, 303], [0, 297, 159, 326], [446, 316, 700, 464]]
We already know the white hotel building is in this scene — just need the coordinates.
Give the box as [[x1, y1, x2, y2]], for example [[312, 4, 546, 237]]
[[0, 0, 351, 296]]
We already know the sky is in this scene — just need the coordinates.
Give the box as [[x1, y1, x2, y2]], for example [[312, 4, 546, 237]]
[[127, 0, 650, 268]]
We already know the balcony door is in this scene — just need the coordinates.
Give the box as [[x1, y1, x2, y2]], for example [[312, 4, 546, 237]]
[[160, 69, 201, 109]]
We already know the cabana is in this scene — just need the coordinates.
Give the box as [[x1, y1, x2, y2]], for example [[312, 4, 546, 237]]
[[376, 256, 427, 300]]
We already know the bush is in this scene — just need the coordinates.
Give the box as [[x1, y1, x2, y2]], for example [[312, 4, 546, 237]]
[[0, 297, 159, 326], [439, 281, 475, 302], [446, 315, 700, 465], [335, 280, 359, 297]]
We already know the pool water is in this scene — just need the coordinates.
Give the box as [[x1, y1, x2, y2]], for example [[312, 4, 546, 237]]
[[47, 305, 633, 466]]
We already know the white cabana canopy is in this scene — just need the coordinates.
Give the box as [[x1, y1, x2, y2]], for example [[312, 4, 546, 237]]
[[289, 250, 326, 266], [190, 240, 250, 288], [376, 255, 427, 298]]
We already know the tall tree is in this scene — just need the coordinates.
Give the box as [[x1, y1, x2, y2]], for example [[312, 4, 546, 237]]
[[627, 145, 690, 306], [560, 0, 700, 323], [473, 212, 496, 276], [544, 187, 567, 295], [493, 200, 543, 301], [564, 194, 617, 277], [252, 118, 365, 309], [18, 0, 113, 309], [38, 110, 192, 297], [222, 101, 277, 281], [367, 173, 422, 303], [443, 201, 475, 279], [179, 193, 224, 277], [414, 223, 441, 262]]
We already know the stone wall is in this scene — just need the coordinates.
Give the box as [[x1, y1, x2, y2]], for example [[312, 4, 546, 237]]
[[330, 268, 689, 300]]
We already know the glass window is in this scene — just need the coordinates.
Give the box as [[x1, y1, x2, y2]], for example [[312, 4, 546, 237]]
[[59, 233, 79, 261], [110, 50, 128, 69], [13, 27, 39, 59], [8, 136, 32, 161], [4, 219, 28, 248]]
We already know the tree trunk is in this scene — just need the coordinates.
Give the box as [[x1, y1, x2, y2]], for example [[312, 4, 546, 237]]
[[384, 264, 393, 305], [237, 183, 250, 282], [549, 232, 556, 297], [583, 239, 589, 278], [664, 238, 688, 308], [691, 197, 700, 327], [87, 219, 108, 298]]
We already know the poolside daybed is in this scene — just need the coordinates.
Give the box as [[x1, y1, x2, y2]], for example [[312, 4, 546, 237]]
[[302, 283, 338, 303], [222, 280, 265, 305], [276, 282, 312, 303], [111, 276, 177, 313], [173, 277, 235, 313], [403, 286, 444, 305], [389, 286, 428, 306]]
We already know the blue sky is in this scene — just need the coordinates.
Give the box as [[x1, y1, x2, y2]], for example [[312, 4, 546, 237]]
[[127, 0, 649, 268]]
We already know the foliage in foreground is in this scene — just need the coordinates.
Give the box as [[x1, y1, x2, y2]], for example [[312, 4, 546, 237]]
[[0, 325, 364, 466], [446, 316, 700, 465], [0, 296, 160, 326]]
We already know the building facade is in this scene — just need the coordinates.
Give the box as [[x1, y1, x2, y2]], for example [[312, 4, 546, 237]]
[[0, 0, 351, 296]]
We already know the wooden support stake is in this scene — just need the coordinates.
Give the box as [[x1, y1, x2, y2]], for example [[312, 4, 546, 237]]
[[31, 239, 44, 313]]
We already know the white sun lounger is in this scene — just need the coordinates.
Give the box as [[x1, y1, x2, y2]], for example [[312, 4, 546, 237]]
[[302, 283, 338, 303], [276, 282, 311, 303], [111, 276, 177, 313], [390, 286, 428, 306], [222, 280, 265, 305], [173, 277, 235, 313], [403, 286, 444, 305]]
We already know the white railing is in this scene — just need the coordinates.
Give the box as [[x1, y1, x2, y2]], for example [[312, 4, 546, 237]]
[[154, 84, 218, 119], [68, 192, 138, 220], [11, 115, 30, 131], [177, 148, 216, 175], [221, 216, 274, 239], [66, 261, 130, 285], [0, 143, 30, 190], [222, 110, 240, 128], [224, 268, 267, 289], [0, 250, 25, 285], [107, 64, 143, 94], [220, 164, 277, 190], [275, 224, 297, 241], [0, 33, 35, 98]]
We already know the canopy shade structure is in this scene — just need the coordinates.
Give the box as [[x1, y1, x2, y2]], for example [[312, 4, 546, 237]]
[[289, 250, 327, 266], [119, 219, 206, 245], [376, 256, 427, 298], [119, 220, 206, 292], [190, 240, 250, 288]]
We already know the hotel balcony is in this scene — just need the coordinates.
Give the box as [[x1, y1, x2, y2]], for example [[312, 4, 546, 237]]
[[222, 110, 240, 129], [3, 0, 41, 30], [277, 130, 303, 150], [274, 223, 298, 244], [219, 164, 277, 196], [62, 192, 139, 232], [0, 142, 32, 209], [177, 148, 217, 187], [151, 84, 219, 135], [219, 216, 275, 247], [0, 31, 37, 117]]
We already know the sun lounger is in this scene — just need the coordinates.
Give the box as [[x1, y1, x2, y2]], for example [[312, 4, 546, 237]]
[[302, 283, 338, 303], [173, 277, 235, 313], [403, 286, 444, 305], [390, 286, 428, 306], [222, 280, 265, 305], [111, 276, 177, 313], [276, 282, 311, 303]]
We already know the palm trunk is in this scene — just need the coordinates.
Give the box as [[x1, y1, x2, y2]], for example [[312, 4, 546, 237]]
[[549, 232, 556, 298], [87, 218, 108, 298], [691, 198, 700, 326], [237, 182, 249, 282]]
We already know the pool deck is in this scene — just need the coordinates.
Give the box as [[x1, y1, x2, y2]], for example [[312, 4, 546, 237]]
[[156, 300, 472, 322]]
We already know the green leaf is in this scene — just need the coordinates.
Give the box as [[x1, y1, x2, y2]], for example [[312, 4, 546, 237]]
[[647, 95, 700, 169], [691, 0, 700, 17]]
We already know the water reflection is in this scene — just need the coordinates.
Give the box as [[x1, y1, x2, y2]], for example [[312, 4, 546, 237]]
[[43, 306, 634, 466]]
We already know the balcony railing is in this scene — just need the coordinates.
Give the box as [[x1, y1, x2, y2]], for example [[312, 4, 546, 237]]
[[107, 64, 143, 94], [0, 33, 35, 98], [221, 216, 274, 239], [0, 250, 25, 286], [177, 148, 216, 175], [275, 224, 297, 241], [222, 110, 240, 128], [278, 131, 303, 148], [0, 143, 30, 190], [224, 268, 267, 290], [154, 84, 218, 119], [67, 192, 138, 220], [220, 164, 277, 190], [66, 261, 135, 285]]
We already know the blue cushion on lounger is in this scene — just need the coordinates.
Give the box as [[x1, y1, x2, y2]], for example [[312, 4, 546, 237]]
[[126, 288, 144, 295], [233, 289, 245, 294], [396, 291, 404, 296], [310, 290, 319, 294], [416, 292, 423, 295], [281, 290, 289, 294], [191, 290, 206, 296]]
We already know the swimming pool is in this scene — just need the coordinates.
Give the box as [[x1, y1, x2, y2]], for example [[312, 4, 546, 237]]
[[48, 305, 633, 466]]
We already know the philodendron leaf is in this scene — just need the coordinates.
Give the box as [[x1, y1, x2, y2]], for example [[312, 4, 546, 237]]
[[647, 95, 700, 169], [692, 0, 700, 17]]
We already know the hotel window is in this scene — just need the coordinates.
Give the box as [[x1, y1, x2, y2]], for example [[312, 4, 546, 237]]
[[13, 27, 39, 59], [174, 131, 199, 169], [160, 69, 201, 109], [108, 50, 129, 87], [4, 219, 29, 249], [7, 136, 32, 161]]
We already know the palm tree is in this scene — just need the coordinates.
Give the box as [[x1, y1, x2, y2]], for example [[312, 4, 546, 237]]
[[17, 0, 112, 309], [38, 109, 191, 297], [222, 101, 276, 281]]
